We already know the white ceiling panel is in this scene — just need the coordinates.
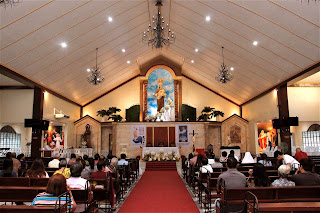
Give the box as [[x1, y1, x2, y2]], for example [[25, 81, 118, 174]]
[[0, 0, 318, 105]]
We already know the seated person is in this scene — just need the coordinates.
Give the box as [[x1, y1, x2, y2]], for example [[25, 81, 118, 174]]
[[67, 163, 89, 189], [258, 153, 272, 166], [219, 151, 228, 163], [210, 156, 223, 168], [68, 154, 77, 166], [247, 163, 271, 188], [190, 152, 198, 165], [54, 159, 71, 179], [81, 160, 91, 179], [185, 153, 194, 168], [94, 153, 100, 166], [118, 153, 128, 166], [106, 157, 118, 173], [83, 155, 89, 166], [26, 158, 49, 178], [0, 159, 17, 177], [276, 152, 300, 169], [217, 157, 246, 213], [31, 174, 76, 212], [241, 152, 255, 164], [294, 148, 308, 163], [200, 158, 213, 173], [91, 160, 107, 179], [271, 165, 295, 187], [291, 158, 320, 186], [48, 153, 60, 168], [229, 150, 239, 161]]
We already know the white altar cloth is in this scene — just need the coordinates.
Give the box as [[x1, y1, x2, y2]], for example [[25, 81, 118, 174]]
[[60, 148, 94, 158], [142, 147, 180, 158]]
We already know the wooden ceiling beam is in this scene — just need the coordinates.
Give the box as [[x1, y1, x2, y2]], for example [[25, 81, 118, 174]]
[[0, 64, 81, 107]]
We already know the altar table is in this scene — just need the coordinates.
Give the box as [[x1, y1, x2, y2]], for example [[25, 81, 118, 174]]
[[142, 147, 180, 158]]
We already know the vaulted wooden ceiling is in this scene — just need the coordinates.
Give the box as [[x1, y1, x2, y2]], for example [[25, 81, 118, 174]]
[[0, 0, 319, 105]]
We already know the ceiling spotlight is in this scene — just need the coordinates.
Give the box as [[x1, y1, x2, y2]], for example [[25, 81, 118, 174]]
[[191, 60, 195, 63], [230, 67, 234, 71], [122, 48, 126, 53], [195, 48, 199, 52], [127, 60, 131, 64], [86, 68, 91, 72], [206, 16, 211, 21], [253, 41, 258, 46], [61, 42, 67, 48], [108, 16, 113, 22]]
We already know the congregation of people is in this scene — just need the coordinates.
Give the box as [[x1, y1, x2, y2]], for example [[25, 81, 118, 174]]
[[0, 151, 131, 212]]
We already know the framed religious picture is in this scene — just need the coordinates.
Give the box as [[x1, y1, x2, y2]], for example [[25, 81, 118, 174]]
[[257, 122, 278, 153], [176, 124, 191, 147], [131, 125, 146, 147]]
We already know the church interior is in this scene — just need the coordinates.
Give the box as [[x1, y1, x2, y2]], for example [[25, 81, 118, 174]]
[[0, 0, 319, 212]]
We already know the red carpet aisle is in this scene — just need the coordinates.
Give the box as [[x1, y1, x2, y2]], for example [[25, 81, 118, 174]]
[[118, 171, 200, 213]]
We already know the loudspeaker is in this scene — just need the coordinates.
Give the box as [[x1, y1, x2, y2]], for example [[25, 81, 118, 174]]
[[24, 119, 49, 130], [272, 117, 299, 129]]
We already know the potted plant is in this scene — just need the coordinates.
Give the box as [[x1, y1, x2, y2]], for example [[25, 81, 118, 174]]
[[97, 109, 108, 122], [213, 110, 224, 121]]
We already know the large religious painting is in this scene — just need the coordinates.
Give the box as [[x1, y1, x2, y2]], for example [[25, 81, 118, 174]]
[[257, 122, 278, 153], [43, 126, 64, 149], [147, 68, 175, 117], [230, 124, 241, 143]]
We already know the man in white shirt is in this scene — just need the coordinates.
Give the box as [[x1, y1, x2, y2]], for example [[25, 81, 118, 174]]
[[48, 153, 60, 168], [67, 163, 89, 189], [277, 152, 300, 169], [118, 153, 128, 166], [200, 158, 213, 173]]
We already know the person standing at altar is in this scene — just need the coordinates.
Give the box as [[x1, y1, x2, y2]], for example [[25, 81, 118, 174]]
[[155, 78, 166, 112]]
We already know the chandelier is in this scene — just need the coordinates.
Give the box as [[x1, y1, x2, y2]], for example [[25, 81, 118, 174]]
[[87, 48, 104, 85], [142, 0, 176, 49], [0, 0, 22, 7], [215, 47, 233, 84]]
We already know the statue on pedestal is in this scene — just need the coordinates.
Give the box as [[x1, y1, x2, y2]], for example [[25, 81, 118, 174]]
[[81, 124, 91, 148], [155, 78, 166, 112]]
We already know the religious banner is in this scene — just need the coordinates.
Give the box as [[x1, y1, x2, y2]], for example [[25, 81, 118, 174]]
[[176, 124, 191, 147], [131, 125, 146, 147], [257, 122, 278, 153]]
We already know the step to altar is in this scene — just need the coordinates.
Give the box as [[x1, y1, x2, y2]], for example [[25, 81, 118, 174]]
[[145, 161, 177, 171]]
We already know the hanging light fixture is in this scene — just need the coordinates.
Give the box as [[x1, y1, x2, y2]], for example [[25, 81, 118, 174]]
[[87, 48, 104, 85], [215, 47, 233, 84], [0, 0, 22, 7], [142, 0, 176, 49]]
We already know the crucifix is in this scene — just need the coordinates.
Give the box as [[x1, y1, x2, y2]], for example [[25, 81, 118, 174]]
[[189, 130, 198, 152]]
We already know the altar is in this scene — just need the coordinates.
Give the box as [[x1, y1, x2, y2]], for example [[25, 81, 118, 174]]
[[142, 147, 180, 158]]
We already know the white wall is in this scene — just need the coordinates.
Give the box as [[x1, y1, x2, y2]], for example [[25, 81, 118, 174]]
[[43, 92, 81, 148], [83, 78, 140, 121], [0, 90, 34, 149], [288, 87, 320, 122], [83, 77, 240, 122], [242, 90, 279, 154], [182, 77, 240, 120], [288, 87, 320, 147]]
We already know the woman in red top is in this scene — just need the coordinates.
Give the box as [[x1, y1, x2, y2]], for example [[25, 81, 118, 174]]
[[294, 148, 308, 162], [90, 160, 107, 179]]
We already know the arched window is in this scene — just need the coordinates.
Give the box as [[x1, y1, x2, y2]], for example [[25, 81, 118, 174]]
[[0, 125, 21, 156]]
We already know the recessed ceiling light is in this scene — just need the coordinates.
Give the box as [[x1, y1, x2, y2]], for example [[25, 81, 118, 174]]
[[230, 67, 234, 71], [122, 48, 126, 53], [195, 48, 199, 52], [127, 60, 131, 64], [253, 41, 258, 46], [87, 68, 91, 72], [61, 42, 67, 48], [108, 16, 113, 22], [191, 60, 195, 63], [206, 16, 211, 21]]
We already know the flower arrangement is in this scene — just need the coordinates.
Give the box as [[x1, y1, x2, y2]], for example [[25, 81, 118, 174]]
[[143, 149, 179, 162]]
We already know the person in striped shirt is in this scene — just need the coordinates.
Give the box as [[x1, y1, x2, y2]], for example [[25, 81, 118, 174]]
[[31, 174, 77, 212]]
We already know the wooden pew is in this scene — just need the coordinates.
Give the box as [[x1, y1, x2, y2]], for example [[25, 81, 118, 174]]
[[0, 177, 30, 186], [0, 205, 65, 213], [217, 186, 320, 213]]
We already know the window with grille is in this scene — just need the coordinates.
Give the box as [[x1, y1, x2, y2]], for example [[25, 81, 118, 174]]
[[302, 131, 320, 147], [0, 132, 21, 149]]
